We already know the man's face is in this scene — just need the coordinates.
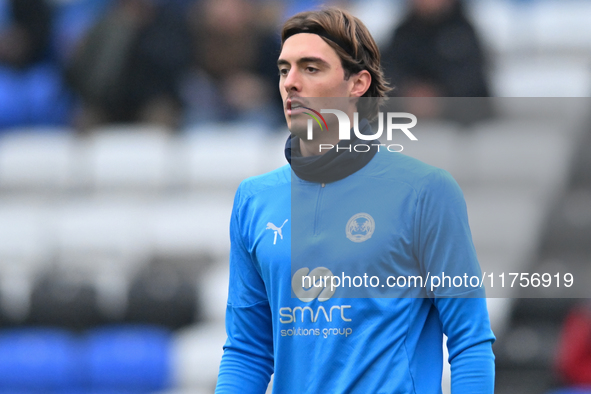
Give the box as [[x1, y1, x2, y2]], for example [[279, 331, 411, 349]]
[[412, 0, 454, 18], [277, 33, 353, 133]]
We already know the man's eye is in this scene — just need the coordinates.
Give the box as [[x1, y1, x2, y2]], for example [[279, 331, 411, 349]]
[[306, 66, 319, 73], [278, 68, 289, 76]]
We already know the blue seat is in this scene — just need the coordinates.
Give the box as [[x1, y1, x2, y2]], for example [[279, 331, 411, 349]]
[[0, 64, 71, 130], [0, 328, 82, 391], [83, 325, 172, 392]]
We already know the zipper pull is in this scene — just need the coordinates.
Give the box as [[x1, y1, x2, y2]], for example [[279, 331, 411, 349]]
[[321, 183, 325, 188]]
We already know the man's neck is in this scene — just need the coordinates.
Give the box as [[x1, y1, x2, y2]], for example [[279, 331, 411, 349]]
[[298, 133, 340, 157]]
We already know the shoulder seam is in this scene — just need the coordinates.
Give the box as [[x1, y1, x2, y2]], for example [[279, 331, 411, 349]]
[[237, 167, 291, 203]]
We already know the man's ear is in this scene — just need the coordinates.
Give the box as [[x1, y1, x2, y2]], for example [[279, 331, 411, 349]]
[[349, 70, 371, 97]]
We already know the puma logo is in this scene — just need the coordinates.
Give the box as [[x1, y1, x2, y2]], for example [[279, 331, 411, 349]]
[[266, 219, 288, 245]]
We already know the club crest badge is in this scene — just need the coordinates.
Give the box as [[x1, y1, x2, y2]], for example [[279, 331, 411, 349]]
[[346, 213, 375, 243]]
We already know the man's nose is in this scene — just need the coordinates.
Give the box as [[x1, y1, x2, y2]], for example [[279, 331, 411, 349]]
[[283, 69, 301, 93]]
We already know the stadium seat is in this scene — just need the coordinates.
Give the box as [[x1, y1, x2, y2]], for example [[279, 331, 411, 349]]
[[0, 130, 76, 191], [146, 195, 232, 258], [55, 198, 150, 271], [465, 0, 519, 55], [0, 65, 71, 130], [84, 126, 173, 191], [125, 262, 199, 330], [492, 57, 591, 98], [350, 0, 404, 47], [196, 264, 229, 323], [83, 325, 172, 392], [256, 131, 290, 175], [531, 0, 591, 53], [172, 323, 227, 391], [54, 198, 151, 324], [0, 202, 50, 271], [0, 328, 82, 391], [0, 203, 52, 325], [0, 270, 35, 326], [27, 269, 102, 330], [173, 127, 268, 190]]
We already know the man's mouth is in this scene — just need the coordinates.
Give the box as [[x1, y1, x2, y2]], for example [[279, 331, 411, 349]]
[[286, 99, 307, 116]]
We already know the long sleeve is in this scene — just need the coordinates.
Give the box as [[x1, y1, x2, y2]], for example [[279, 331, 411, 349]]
[[436, 297, 495, 394], [451, 340, 495, 393], [215, 186, 274, 394], [415, 168, 496, 393]]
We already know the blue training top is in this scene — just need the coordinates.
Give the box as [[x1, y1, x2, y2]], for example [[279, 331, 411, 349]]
[[216, 149, 495, 394]]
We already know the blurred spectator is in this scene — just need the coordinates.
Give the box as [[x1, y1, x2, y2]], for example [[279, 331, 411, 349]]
[[555, 302, 591, 387], [181, 0, 283, 129], [66, 0, 193, 131], [383, 0, 490, 97], [381, 0, 492, 124], [0, 0, 71, 130], [51, 0, 115, 66], [0, 0, 49, 68]]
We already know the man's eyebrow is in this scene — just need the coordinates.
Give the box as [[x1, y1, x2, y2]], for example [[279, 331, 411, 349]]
[[276, 57, 331, 68], [298, 57, 331, 68]]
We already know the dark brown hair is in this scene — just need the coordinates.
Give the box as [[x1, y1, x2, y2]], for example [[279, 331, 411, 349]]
[[281, 7, 391, 120]]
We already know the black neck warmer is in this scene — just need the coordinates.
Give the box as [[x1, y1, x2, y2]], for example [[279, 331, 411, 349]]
[[284, 118, 379, 183]]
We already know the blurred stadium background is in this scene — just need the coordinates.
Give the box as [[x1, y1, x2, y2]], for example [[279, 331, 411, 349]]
[[0, 0, 590, 393]]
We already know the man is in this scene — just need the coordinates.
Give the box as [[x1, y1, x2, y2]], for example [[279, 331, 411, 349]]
[[216, 7, 495, 394], [381, 0, 493, 124], [382, 0, 490, 99]]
